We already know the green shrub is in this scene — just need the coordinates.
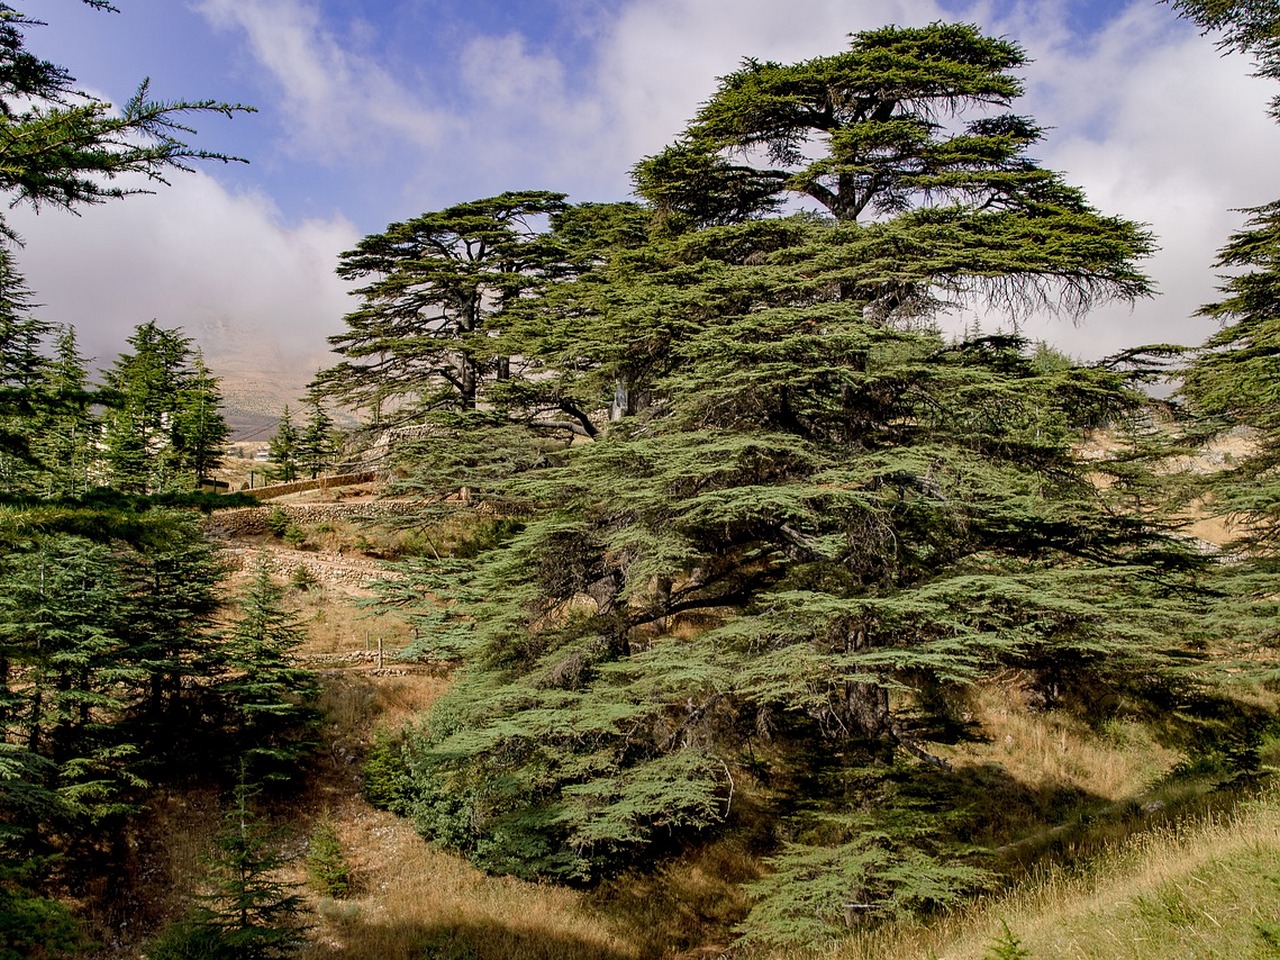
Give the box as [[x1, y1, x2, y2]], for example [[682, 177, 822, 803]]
[[362, 729, 412, 814], [983, 921, 1032, 959], [289, 564, 318, 591], [307, 817, 354, 899], [0, 865, 87, 959], [282, 524, 307, 549], [265, 507, 290, 538], [142, 919, 234, 960]]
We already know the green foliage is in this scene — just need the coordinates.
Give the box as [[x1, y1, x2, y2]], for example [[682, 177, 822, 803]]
[[1174, 2, 1280, 688], [267, 407, 300, 483], [306, 816, 353, 899], [214, 557, 319, 778], [0, 319, 97, 499], [0, 858, 85, 960], [143, 918, 235, 960], [369, 24, 1210, 950], [281, 524, 306, 550], [736, 761, 993, 947], [361, 729, 413, 814], [181, 777, 309, 960], [265, 507, 290, 538], [1180, 198, 1280, 558], [0, 3, 240, 498], [1172, 0, 1280, 119], [100, 322, 230, 493], [983, 921, 1033, 959], [0, 5, 250, 224], [288, 564, 318, 592], [312, 191, 571, 421], [297, 400, 336, 480]]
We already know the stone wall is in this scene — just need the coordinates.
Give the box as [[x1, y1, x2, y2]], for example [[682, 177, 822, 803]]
[[235, 471, 379, 501], [204, 500, 421, 538]]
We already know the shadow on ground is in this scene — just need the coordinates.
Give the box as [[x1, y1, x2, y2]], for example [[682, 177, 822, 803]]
[[303, 918, 637, 960]]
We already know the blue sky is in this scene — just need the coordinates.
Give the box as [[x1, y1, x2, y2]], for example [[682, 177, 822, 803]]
[[10, 0, 1280, 402]]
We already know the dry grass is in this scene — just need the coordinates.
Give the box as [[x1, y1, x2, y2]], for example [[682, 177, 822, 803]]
[[316, 671, 448, 747], [826, 787, 1280, 960], [295, 669, 634, 955], [299, 803, 636, 960], [118, 490, 1272, 959], [946, 684, 1177, 804], [290, 586, 413, 657], [292, 590, 637, 960]]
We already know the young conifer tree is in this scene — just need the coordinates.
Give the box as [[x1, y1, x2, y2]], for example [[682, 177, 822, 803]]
[[297, 400, 335, 480], [267, 406, 300, 482], [215, 557, 318, 778], [183, 775, 308, 959], [100, 322, 230, 493]]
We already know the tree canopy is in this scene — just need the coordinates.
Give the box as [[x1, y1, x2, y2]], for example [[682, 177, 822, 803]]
[[361, 24, 1208, 945], [99, 321, 229, 494], [313, 191, 571, 420]]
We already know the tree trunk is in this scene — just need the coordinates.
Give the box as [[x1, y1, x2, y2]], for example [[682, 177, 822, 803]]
[[841, 627, 890, 739], [610, 372, 649, 421]]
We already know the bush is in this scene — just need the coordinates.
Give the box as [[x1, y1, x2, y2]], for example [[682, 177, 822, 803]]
[[362, 730, 412, 813], [0, 866, 86, 959], [143, 919, 234, 960], [265, 507, 290, 538], [983, 921, 1032, 959], [289, 564, 318, 591], [307, 817, 354, 899], [282, 524, 307, 549]]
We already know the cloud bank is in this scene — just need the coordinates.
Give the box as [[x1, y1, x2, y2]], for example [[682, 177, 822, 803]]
[[9, 173, 356, 406], [10, 0, 1279, 407]]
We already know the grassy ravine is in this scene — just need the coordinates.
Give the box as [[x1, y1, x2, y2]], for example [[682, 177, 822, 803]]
[[823, 787, 1280, 960], [113, 497, 1273, 960]]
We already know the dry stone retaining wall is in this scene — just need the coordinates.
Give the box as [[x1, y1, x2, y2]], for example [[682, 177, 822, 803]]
[[236, 471, 379, 500], [204, 500, 421, 538], [222, 545, 393, 589]]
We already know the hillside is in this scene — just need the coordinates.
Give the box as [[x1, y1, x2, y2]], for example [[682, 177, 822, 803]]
[[78, 468, 1269, 960], [191, 317, 339, 440], [836, 787, 1280, 960]]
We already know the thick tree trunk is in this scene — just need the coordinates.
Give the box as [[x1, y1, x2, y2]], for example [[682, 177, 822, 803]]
[[842, 627, 890, 739], [610, 372, 649, 421]]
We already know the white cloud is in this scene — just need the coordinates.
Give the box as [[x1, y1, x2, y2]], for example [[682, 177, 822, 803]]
[[194, 0, 452, 162], [596, 0, 952, 165], [976, 0, 1280, 357], [8, 172, 357, 413], [17, 0, 1277, 433], [381, 0, 957, 204]]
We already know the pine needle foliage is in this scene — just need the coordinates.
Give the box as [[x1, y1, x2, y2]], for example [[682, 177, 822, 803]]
[[312, 191, 572, 422], [184, 776, 308, 960], [0, 4, 250, 220], [99, 322, 230, 494], [214, 557, 319, 779], [0, 857, 84, 960], [370, 24, 1209, 947], [305, 815, 353, 899], [1175, 1, 1280, 676]]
